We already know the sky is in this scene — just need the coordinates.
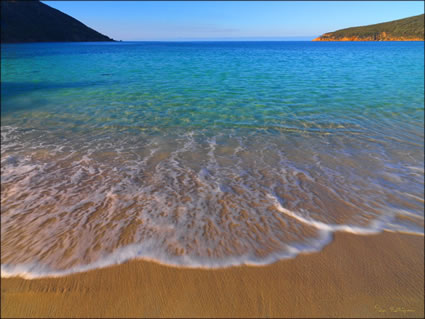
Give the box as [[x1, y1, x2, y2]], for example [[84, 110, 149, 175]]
[[43, 1, 425, 41]]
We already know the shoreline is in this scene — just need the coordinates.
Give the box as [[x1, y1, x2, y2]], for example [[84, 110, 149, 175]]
[[1, 230, 423, 280], [2, 230, 423, 318]]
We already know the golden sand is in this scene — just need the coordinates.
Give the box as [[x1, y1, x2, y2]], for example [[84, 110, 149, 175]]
[[1, 231, 423, 318]]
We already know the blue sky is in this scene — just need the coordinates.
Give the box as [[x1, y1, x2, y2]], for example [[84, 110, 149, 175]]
[[44, 1, 425, 41]]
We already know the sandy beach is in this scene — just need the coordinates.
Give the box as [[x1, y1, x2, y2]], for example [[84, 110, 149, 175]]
[[1, 231, 423, 318]]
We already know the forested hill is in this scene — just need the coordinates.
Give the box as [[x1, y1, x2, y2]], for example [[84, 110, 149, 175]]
[[313, 14, 424, 41], [1, 0, 114, 43]]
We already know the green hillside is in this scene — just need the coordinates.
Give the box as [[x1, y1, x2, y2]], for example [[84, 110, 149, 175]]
[[314, 14, 424, 41]]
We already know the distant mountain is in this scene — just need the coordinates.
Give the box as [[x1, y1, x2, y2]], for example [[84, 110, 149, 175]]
[[313, 14, 424, 41], [1, 0, 114, 43]]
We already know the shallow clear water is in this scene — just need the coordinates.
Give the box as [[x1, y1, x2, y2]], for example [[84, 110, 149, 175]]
[[1, 41, 424, 278]]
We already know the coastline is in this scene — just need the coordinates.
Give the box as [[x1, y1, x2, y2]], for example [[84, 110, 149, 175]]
[[312, 37, 424, 41], [2, 231, 423, 318]]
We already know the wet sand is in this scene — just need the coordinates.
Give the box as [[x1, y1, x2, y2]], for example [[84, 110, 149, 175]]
[[1, 231, 423, 318]]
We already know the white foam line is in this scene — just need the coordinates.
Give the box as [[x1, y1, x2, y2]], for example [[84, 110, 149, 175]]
[[0, 230, 332, 280], [2, 200, 423, 280], [268, 194, 385, 234]]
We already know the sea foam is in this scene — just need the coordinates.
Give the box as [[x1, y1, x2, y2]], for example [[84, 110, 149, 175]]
[[1, 126, 423, 279]]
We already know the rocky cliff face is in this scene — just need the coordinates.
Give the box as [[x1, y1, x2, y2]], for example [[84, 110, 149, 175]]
[[313, 14, 424, 42], [1, 0, 114, 43]]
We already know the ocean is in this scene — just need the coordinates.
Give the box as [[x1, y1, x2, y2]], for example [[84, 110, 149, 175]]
[[1, 41, 424, 278]]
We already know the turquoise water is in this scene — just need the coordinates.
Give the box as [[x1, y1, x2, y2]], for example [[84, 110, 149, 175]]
[[1, 42, 424, 277]]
